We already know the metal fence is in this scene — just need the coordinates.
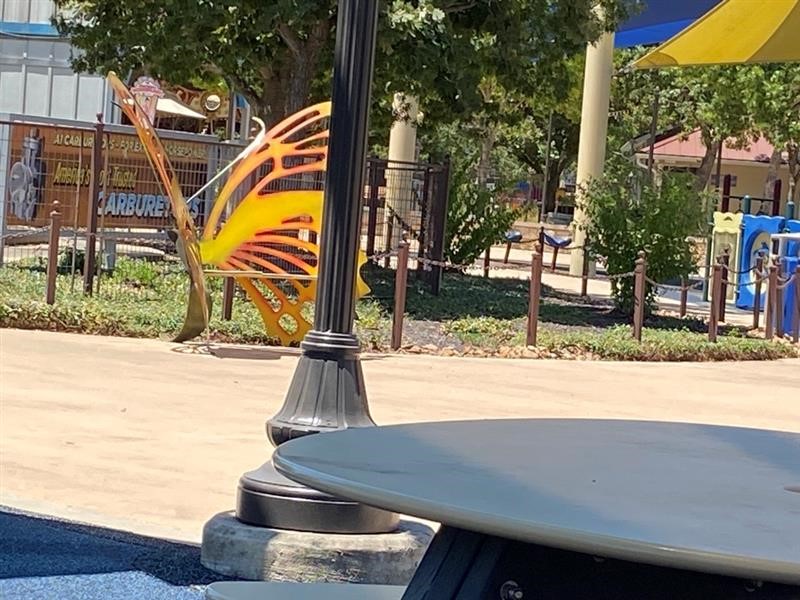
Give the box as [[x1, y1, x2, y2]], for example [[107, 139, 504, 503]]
[[2, 114, 450, 297], [361, 157, 450, 292]]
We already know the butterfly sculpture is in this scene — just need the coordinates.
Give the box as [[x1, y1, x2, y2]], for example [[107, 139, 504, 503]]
[[107, 72, 369, 345]]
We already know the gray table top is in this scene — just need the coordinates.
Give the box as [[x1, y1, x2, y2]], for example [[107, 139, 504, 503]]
[[274, 419, 800, 585]]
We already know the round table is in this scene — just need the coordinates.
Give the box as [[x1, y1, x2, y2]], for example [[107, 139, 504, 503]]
[[274, 419, 800, 599]]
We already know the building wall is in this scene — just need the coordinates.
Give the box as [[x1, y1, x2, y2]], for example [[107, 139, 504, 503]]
[[717, 163, 792, 216], [0, 0, 112, 121]]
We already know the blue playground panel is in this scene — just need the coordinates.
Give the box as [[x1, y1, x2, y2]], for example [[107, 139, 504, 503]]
[[736, 215, 784, 310], [782, 220, 800, 333]]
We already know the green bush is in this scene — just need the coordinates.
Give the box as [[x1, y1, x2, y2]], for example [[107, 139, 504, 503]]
[[444, 160, 518, 268], [580, 158, 707, 314]]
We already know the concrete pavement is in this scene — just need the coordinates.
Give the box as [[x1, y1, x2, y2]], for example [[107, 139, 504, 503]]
[[1, 328, 798, 543]]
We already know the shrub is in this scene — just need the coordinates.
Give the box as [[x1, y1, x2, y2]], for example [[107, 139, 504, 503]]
[[444, 160, 518, 268], [579, 158, 708, 314]]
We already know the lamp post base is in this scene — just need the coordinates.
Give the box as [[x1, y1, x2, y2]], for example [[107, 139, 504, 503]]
[[236, 461, 398, 533], [236, 332, 398, 533]]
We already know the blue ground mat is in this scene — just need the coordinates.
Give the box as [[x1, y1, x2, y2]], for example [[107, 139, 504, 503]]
[[0, 507, 228, 599]]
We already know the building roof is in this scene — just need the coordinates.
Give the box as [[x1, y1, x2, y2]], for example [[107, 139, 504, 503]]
[[642, 129, 781, 163]]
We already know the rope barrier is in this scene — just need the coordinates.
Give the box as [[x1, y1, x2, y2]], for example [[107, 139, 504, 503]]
[[777, 273, 797, 291], [1, 227, 50, 242]]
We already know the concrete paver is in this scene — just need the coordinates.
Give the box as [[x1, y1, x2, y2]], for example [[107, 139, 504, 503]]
[[1, 328, 798, 543]]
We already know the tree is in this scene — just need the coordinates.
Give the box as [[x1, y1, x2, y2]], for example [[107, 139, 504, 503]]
[[747, 64, 800, 195], [54, 0, 628, 127], [580, 156, 707, 314], [498, 54, 585, 213], [610, 49, 758, 191]]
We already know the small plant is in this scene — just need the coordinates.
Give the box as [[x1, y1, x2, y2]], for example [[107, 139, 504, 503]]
[[112, 257, 161, 289], [579, 157, 707, 314]]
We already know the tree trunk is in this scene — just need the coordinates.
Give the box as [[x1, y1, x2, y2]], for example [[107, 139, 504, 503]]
[[763, 148, 783, 198], [248, 19, 330, 125], [695, 138, 721, 192], [543, 161, 562, 214], [477, 128, 496, 186]]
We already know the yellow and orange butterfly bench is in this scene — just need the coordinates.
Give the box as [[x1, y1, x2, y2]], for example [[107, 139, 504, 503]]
[[108, 72, 369, 346]]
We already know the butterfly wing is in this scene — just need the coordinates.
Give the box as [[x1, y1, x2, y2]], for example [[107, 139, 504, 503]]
[[107, 72, 209, 340], [200, 103, 370, 345]]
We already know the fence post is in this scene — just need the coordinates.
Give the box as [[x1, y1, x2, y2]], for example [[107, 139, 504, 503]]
[[721, 174, 732, 212], [83, 113, 104, 296], [718, 249, 729, 323], [391, 240, 410, 350], [222, 277, 234, 321], [384, 215, 394, 269], [427, 158, 450, 295], [793, 265, 800, 344], [775, 258, 785, 338], [764, 261, 778, 340], [580, 244, 589, 298], [708, 261, 722, 342], [679, 277, 688, 318], [45, 202, 62, 305], [365, 157, 380, 257], [526, 243, 544, 346], [632, 251, 646, 342], [753, 256, 764, 329], [483, 245, 491, 278]]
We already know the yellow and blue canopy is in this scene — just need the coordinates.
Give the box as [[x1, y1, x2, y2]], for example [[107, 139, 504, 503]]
[[634, 0, 800, 68]]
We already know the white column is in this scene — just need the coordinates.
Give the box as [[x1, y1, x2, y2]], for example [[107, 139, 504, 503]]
[[569, 29, 615, 276], [384, 93, 418, 248]]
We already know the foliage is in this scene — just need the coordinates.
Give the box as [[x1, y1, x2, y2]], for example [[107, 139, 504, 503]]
[[3, 261, 796, 362], [580, 158, 707, 314], [443, 156, 519, 268], [498, 54, 586, 211], [537, 325, 796, 362], [746, 64, 800, 190], [54, 0, 627, 127], [611, 49, 760, 189]]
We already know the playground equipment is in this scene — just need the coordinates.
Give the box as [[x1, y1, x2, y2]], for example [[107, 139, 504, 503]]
[[710, 212, 742, 301], [735, 214, 785, 310], [503, 229, 572, 272], [107, 73, 369, 345]]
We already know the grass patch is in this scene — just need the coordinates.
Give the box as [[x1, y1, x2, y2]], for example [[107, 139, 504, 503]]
[[2, 259, 797, 362]]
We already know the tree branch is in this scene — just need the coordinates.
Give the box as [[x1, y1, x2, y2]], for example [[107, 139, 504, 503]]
[[277, 22, 302, 59], [443, 1, 477, 14]]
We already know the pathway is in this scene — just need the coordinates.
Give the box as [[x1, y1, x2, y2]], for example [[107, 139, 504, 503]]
[[1, 328, 797, 544]]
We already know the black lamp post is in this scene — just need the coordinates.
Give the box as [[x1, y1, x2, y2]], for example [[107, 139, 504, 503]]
[[236, 0, 398, 533]]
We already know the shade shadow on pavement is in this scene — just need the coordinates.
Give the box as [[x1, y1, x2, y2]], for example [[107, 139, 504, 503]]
[[0, 508, 228, 600]]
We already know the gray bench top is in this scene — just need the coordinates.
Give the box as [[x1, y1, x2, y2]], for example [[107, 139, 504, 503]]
[[274, 418, 800, 585]]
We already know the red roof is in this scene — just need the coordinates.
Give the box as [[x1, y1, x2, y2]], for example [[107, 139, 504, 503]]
[[648, 130, 779, 162]]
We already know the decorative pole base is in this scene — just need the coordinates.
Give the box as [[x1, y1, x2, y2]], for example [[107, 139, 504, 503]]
[[235, 331, 398, 534], [236, 461, 398, 533]]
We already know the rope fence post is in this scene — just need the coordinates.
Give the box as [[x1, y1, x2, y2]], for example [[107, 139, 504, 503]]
[[45, 201, 62, 305], [708, 261, 722, 343], [580, 245, 589, 298], [391, 239, 410, 350], [222, 277, 234, 321], [764, 261, 778, 340], [526, 242, 544, 346], [679, 277, 688, 318], [718, 249, 729, 323], [632, 251, 646, 342], [753, 256, 764, 329], [793, 265, 800, 344]]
